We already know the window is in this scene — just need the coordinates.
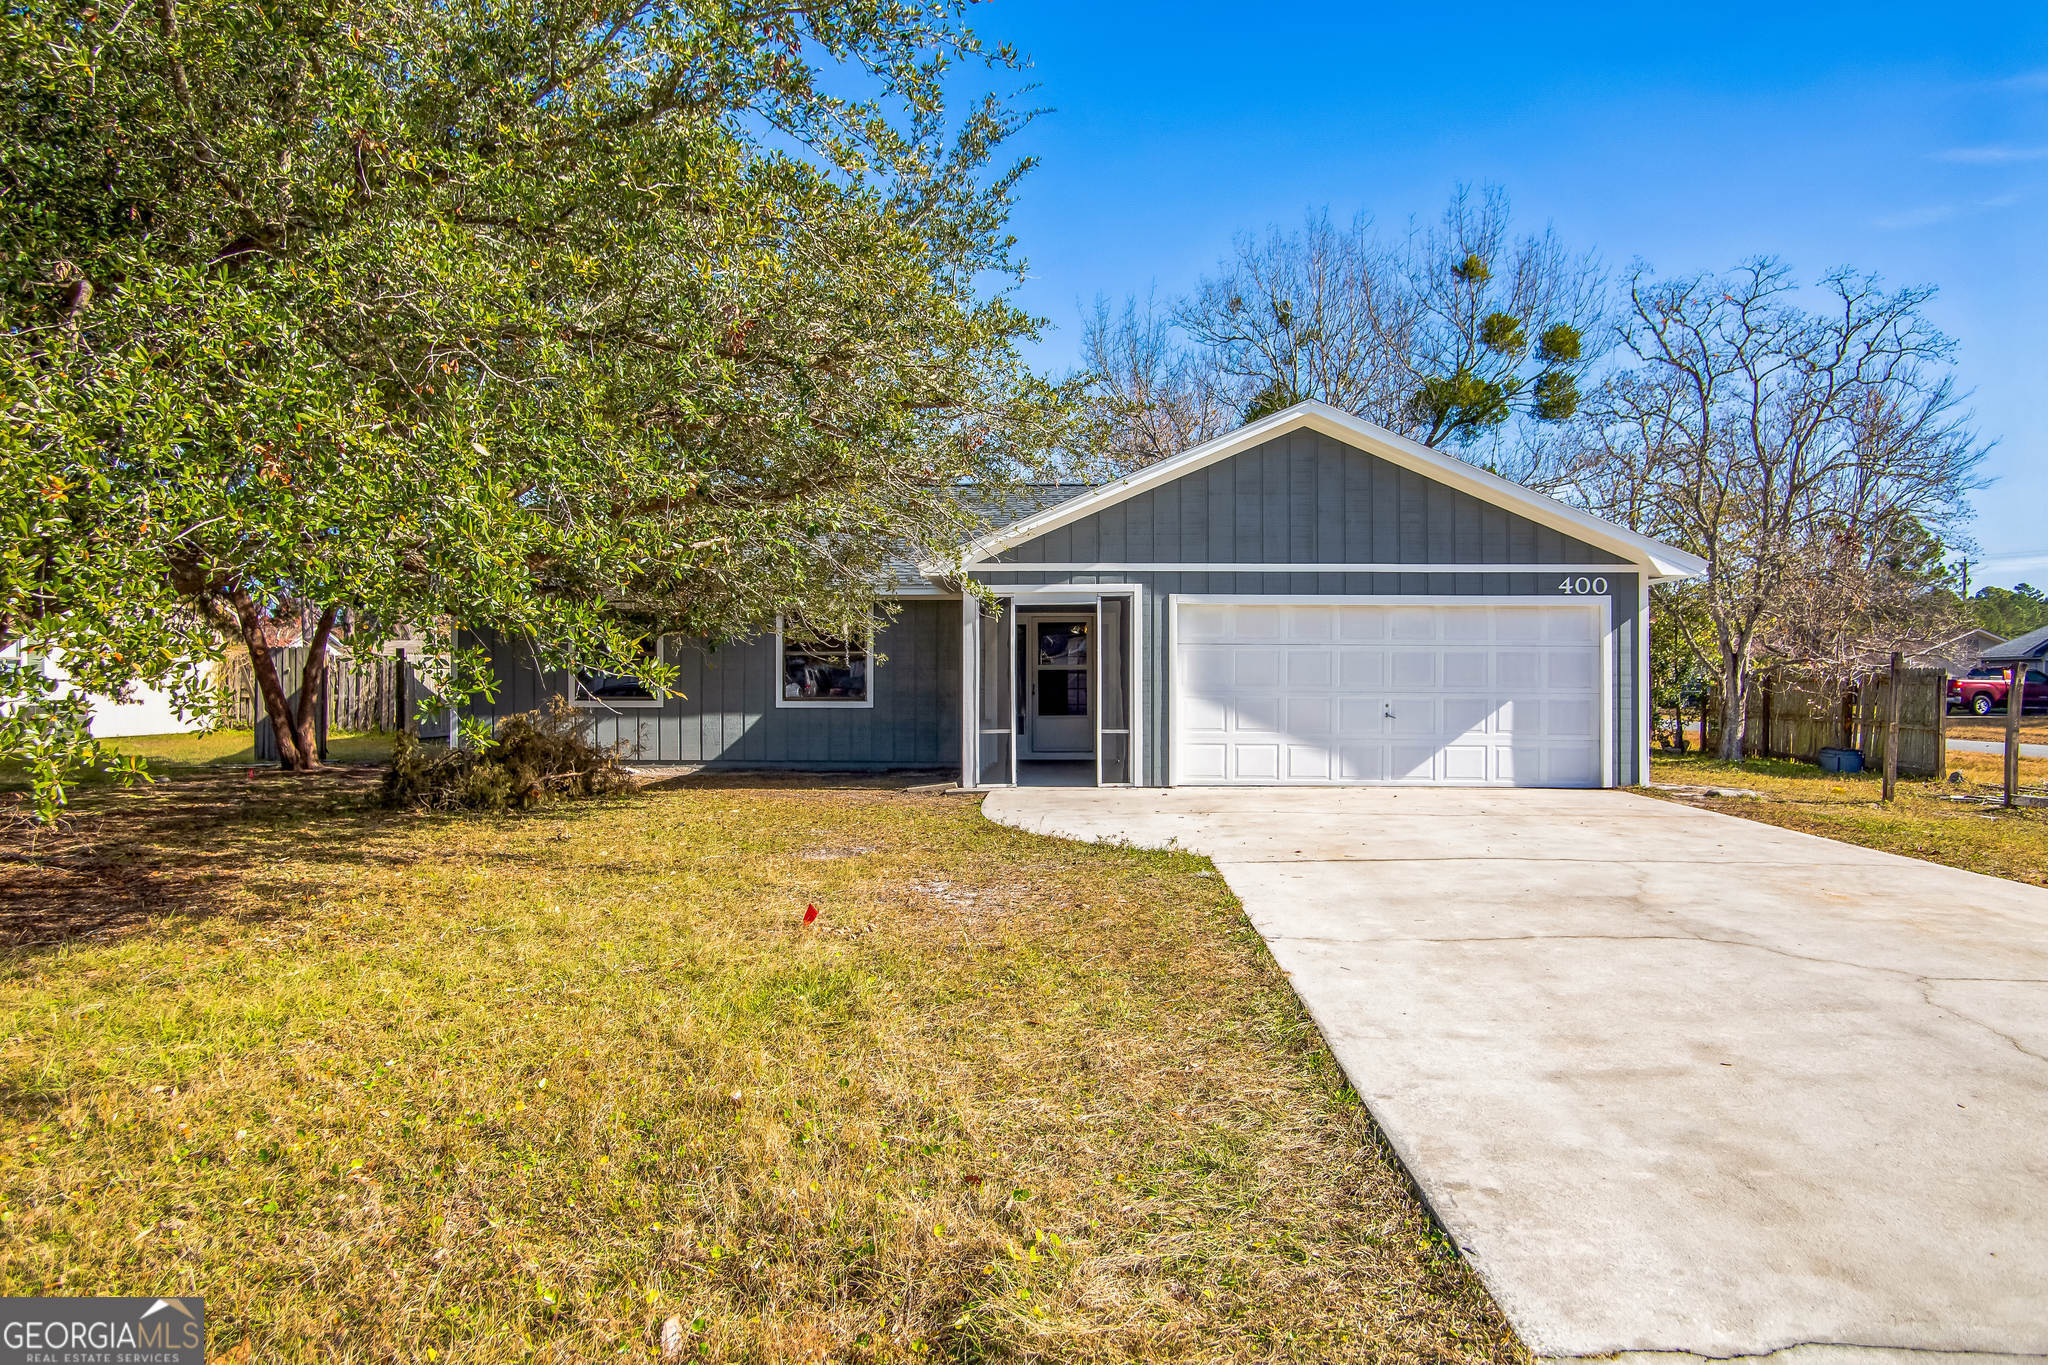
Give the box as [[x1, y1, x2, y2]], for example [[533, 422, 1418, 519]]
[[777, 619, 873, 708], [572, 636, 663, 708]]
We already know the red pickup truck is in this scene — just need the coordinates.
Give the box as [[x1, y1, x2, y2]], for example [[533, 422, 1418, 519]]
[[1949, 665, 2048, 716]]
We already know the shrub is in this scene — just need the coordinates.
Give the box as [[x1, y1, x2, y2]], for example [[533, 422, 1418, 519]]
[[380, 700, 632, 812]]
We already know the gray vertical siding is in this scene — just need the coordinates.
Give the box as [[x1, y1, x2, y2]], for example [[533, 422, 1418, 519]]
[[989, 428, 1627, 567], [462, 597, 961, 768]]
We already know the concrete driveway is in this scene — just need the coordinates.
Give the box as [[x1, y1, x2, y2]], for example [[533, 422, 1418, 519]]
[[982, 787, 2048, 1362]]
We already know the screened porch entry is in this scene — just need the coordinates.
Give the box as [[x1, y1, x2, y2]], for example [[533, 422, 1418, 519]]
[[965, 588, 1137, 787]]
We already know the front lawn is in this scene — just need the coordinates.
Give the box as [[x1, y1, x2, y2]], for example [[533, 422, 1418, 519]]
[[1646, 753, 2048, 888], [0, 773, 1516, 1362], [105, 728, 397, 770]]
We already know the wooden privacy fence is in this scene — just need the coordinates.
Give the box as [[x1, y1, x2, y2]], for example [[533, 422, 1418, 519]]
[[225, 646, 405, 732], [1715, 665, 1947, 778], [242, 646, 446, 762], [1742, 670, 1858, 765], [1857, 666, 1948, 781]]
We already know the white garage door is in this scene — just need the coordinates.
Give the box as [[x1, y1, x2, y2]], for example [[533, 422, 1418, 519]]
[[1172, 599, 1607, 787]]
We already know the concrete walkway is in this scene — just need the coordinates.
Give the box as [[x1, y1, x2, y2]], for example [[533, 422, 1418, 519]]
[[1948, 737, 2048, 759], [983, 787, 2048, 1363]]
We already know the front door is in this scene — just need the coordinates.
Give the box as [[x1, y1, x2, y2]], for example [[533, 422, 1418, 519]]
[[1022, 616, 1093, 757]]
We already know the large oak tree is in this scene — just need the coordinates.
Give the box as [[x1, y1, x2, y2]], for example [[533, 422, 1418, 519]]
[[2, 0, 1059, 808]]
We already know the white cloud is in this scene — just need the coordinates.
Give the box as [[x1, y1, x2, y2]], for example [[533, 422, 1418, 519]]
[[1874, 191, 2025, 231]]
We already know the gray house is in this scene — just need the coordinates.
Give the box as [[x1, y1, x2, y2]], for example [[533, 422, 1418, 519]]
[[463, 402, 1705, 789]]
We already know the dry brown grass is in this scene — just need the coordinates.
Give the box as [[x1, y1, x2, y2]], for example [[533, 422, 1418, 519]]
[[0, 771, 1519, 1363], [1647, 754, 2048, 888], [1946, 713, 2048, 747]]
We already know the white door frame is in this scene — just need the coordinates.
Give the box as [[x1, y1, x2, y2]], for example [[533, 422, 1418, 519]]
[[959, 584, 1144, 788], [1165, 593, 1614, 789], [1017, 609, 1096, 759]]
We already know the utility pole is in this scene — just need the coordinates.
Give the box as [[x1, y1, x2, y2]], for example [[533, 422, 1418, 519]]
[[1959, 558, 1970, 601]]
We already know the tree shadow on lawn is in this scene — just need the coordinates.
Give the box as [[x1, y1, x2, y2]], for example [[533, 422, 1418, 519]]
[[0, 765, 954, 954], [0, 764, 447, 952]]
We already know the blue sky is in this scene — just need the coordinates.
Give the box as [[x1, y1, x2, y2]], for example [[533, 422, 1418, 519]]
[[974, 2, 2047, 589]]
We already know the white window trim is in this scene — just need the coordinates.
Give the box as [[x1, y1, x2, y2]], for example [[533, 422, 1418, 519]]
[[569, 635, 667, 710], [774, 615, 877, 710]]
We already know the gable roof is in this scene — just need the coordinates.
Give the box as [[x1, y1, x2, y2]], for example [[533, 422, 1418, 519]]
[[1983, 623, 2048, 662], [933, 401, 1707, 583]]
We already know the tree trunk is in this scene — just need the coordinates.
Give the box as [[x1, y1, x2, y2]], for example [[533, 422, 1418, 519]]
[[293, 606, 340, 767], [1715, 655, 1747, 762], [226, 585, 314, 771]]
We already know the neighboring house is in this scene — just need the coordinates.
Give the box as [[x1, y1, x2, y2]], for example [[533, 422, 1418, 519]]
[[461, 402, 1706, 789], [0, 643, 215, 739], [1981, 623, 2048, 671], [1910, 626, 2006, 676]]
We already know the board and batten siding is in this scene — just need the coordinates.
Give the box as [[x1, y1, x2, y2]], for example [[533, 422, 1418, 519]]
[[972, 427, 1645, 786], [460, 598, 961, 767], [986, 427, 1628, 568]]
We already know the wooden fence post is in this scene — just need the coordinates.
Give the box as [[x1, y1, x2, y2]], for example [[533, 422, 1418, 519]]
[[2008, 664, 2024, 810], [1882, 651, 1902, 802]]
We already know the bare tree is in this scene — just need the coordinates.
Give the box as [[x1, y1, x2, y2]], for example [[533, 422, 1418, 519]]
[[1070, 294, 1238, 477], [1167, 188, 1604, 458], [1176, 209, 1419, 428], [1573, 260, 1985, 760]]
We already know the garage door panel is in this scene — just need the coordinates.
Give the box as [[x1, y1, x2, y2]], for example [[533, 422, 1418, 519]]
[[1174, 601, 1604, 788], [1548, 698, 1597, 739], [1392, 743, 1441, 781], [1390, 650, 1437, 686], [1285, 607, 1334, 641], [1497, 650, 1543, 688], [1337, 744, 1386, 780], [1286, 744, 1331, 779], [1338, 650, 1386, 689], [1389, 608, 1439, 641], [1286, 651, 1334, 688], [1441, 743, 1490, 782], [1443, 611, 1491, 643], [1183, 646, 1235, 690], [1234, 744, 1280, 779], [1388, 698, 1439, 737], [1444, 696, 1498, 737], [1336, 697, 1383, 737], [1547, 652, 1596, 689], [1443, 650, 1490, 688], [1286, 696, 1335, 738], [1234, 650, 1280, 688], [1232, 607, 1282, 640], [1547, 609, 1598, 642], [1336, 610, 1385, 642], [1235, 694, 1282, 734]]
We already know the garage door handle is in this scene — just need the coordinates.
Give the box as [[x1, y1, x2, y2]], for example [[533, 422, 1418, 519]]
[[1384, 704, 1395, 719]]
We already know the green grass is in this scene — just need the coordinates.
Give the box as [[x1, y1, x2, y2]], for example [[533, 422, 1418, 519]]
[[0, 732, 396, 809], [0, 772, 1518, 1362], [104, 728, 395, 769], [1646, 752, 2048, 888]]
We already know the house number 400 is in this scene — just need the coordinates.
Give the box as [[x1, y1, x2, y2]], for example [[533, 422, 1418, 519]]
[[1556, 576, 1608, 595]]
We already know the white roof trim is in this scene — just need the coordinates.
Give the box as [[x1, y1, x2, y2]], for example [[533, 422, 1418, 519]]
[[927, 401, 1707, 584]]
